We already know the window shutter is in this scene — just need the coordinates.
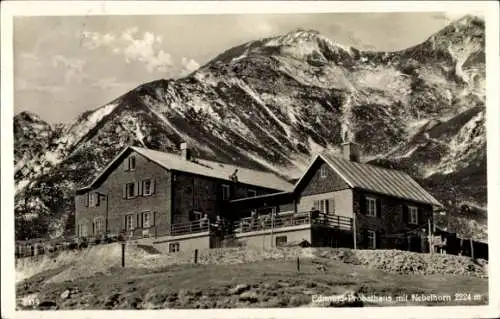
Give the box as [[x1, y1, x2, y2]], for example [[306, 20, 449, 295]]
[[123, 185, 127, 199], [417, 208, 422, 225], [96, 193, 100, 207], [138, 180, 143, 196], [137, 213, 140, 229], [359, 195, 366, 215], [376, 231, 381, 249], [122, 215, 125, 231], [153, 211, 156, 226], [84, 194, 89, 207], [376, 199, 382, 218], [135, 181, 139, 197], [124, 160, 128, 171], [152, 179, 156, 194], [402, 205, 409, 224]]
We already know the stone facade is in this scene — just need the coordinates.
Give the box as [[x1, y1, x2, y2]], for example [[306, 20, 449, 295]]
[[75, 150, 172, 239], [235, 226, 312, 249], [75, 149, 281, 241], [76, 148, 436, 254], [171, 170, 278, 225], [353, 189, 433, 251]]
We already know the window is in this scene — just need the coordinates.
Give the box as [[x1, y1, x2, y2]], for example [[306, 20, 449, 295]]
[[313, 199, 335, 214], [320, 166, 327, 178], [142, 179, 152, 196], [89, 192, 100, 207], [192, 210, 202, 221], [248, 189, 257, 197], [169, 242, 180, 253], [126, 182, 136, 198], [80, 224, 88, 237], [276, 236, 287, 247], [125, 214, 134, 230], [142, 212, 151, 228], [367, 230, 376, 249], [409, 206, 419, 225], [221, 184, 231, 200], [366, 197, 377, 217], [128, 156, 136, 170], [94, 218, 104, 234]]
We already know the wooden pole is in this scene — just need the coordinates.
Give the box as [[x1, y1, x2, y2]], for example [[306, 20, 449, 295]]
[[296, 257, 300, 272], [121, 242, 125, 267], [469, 238, 474, 259], [270, 208, 275, 248], [428, 218, 433, 254], [352, 217, 357, 250], [194, 249, 198, 264]]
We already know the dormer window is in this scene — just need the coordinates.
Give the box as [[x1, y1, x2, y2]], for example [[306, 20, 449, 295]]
[[248, 189, 257, 197]]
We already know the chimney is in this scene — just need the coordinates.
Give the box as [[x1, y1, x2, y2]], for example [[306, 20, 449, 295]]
[[180, 142, 192, 161], [342, 142, 360, 162]]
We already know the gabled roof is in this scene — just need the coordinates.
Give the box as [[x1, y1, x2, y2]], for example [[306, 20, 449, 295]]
[[294, 152, 443, 207], [78, 146, 294, 193]]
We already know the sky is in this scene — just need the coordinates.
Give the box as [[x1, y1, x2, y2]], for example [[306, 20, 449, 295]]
[[14, 11, 469, 124]]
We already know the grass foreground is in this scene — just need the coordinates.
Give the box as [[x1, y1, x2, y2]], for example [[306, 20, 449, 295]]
[[16, 253, 488, 309]]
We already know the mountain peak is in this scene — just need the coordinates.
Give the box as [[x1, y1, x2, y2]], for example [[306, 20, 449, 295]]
[[451, 14, 484, 26]]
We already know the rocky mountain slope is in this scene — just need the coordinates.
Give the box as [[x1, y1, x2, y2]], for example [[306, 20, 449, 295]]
[[14, 15, 486, 240]]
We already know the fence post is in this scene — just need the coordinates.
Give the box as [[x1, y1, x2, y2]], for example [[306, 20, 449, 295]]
[[297, 257, 300, 272], [194, 249, 198, 264], [121, 242, 126, 267]]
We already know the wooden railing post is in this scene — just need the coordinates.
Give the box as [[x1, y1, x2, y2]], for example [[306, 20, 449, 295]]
[[121, 242, 126, 267]]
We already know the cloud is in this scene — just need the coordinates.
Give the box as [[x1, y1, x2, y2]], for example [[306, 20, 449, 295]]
[[180, 57, 200, 75], [51, 55, 87, 84], [16, 78, 65, 94], [82, 29, 173, 73], [89, 77, 138, 91]]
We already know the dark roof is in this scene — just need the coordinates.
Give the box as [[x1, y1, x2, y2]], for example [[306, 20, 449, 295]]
[[292, 153, 442, 207], [78, 146, 294, 192], [321, 153, 442, 207]]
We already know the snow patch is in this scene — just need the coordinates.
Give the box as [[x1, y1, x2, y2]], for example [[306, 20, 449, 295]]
[[235, 79, 292, 137]]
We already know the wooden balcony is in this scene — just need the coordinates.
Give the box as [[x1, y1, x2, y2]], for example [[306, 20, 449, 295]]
[[169, 219, 212, 237], [233, 211, 353, 234]]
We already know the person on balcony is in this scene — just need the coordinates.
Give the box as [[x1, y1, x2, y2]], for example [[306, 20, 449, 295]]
[[200, 214, 209, 230]]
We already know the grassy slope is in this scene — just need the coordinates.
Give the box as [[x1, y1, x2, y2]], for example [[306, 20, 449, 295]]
[[17, 257, 487, 309]]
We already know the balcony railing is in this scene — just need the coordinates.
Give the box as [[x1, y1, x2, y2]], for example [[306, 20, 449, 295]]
[[169, 219, 212, 237], [234, 211, 353, 234]]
